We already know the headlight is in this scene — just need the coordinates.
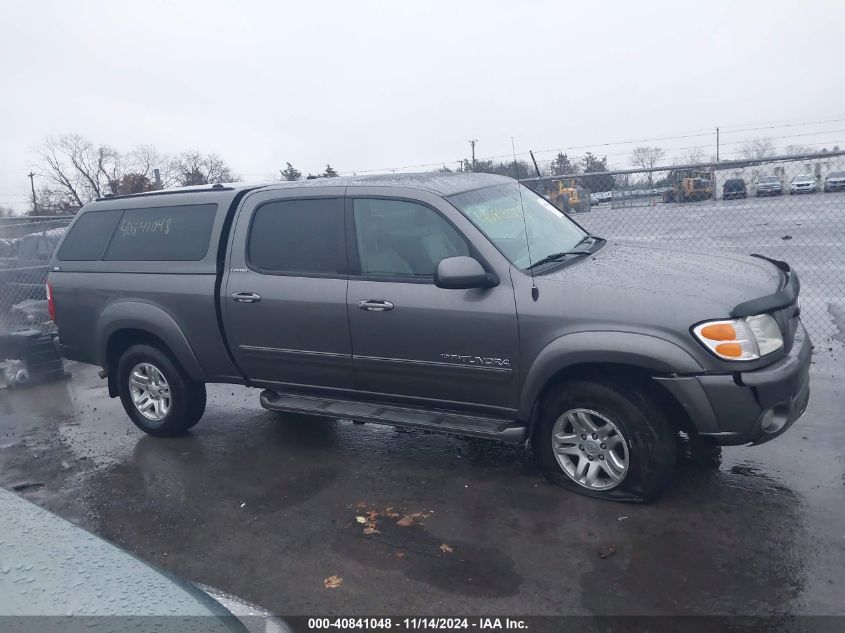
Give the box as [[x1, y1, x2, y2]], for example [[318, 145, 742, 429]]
[[692, 314, 783, 360]]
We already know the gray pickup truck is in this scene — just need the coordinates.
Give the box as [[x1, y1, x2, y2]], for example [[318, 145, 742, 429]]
[[47, 173, 811, 501]]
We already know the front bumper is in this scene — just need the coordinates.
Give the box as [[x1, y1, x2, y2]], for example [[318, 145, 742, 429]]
[[655, 322, 811, 445]]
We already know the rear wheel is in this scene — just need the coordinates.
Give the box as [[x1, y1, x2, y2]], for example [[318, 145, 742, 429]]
[[117, 344, 206, 437], [534, 380, 676, 502]]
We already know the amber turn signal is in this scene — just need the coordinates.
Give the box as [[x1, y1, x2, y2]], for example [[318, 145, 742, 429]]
[[700, 323, 737, 341], [714, 343, 743, 357]]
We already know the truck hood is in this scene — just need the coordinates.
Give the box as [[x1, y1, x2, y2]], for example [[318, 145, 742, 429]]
[[536, 242, 781, 319]]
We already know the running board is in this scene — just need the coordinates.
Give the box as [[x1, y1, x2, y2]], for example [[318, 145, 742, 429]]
[[259, 390, 527, 443]]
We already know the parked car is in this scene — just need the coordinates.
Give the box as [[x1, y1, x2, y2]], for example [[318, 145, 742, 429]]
[[823, 171, 845, 192], [790, 174, 817, 195], [48, 174, 810, 502], [0, 487, 289, 632], [722, 178, 747, 200], [756, 176, 783, 196]]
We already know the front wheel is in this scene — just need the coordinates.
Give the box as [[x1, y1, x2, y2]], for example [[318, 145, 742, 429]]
[[117, 344, 206, 437], [534, 380, 676, 502]]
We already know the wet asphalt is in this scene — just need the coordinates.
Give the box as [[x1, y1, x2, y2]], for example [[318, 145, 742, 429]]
[[0, 355, 843, 616], [2, 194, 844, 616]]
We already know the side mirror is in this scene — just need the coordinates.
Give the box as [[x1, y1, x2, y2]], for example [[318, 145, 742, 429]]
[[434, 256, 498, 290]]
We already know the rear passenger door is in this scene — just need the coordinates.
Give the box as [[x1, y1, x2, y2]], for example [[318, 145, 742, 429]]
[[223, 187, 353, 394]]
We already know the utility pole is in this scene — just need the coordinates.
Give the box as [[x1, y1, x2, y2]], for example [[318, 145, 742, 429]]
[[469, 139, 478, 171], [153, 168, 162, 190], [716, 126, 720, 162], [27, 171, 38, 214]]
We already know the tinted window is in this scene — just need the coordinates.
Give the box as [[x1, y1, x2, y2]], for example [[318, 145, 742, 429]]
[[248, 198, 345, 274], [104, 204, 217, 261], [353, 199, 469, 278], [57, 210, 123, 261]]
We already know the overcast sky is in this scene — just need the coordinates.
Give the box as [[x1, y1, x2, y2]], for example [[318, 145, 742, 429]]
[[1, 0, 844, 210]]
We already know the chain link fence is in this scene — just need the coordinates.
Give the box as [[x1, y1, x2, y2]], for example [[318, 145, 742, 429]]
[[0, 216, 72, 386], [522, 151, 845, 354], [0, 216, 72, 332]]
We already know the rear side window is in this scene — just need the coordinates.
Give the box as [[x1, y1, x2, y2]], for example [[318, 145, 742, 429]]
[[57, 210, 123, 261], [248, 198, 345, 275], [104, 204, 217, 261]]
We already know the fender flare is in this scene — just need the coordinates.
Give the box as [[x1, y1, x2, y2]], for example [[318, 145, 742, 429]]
[[517, 331, 704, 420], [97, 301, 205, 382]]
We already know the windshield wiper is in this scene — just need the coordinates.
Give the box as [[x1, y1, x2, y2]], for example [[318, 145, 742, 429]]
[[526, 235, 601, 270]]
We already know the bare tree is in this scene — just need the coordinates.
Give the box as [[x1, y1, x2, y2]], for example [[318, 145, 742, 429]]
[[685, 147, 706, 165], [169, 151, 237, 186], [126, 144, 170, 186], [631, 146, 666, 171], [36, 134, 126, 206], [740, 138, 775, 160], [784, 144, 817, 156], [34, 186, 78, 213], [631, 146, 666, 186], [0, 205, 15, 218]]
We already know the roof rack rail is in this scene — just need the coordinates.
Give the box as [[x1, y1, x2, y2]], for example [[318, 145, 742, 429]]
[[95, 185, 235, 202]]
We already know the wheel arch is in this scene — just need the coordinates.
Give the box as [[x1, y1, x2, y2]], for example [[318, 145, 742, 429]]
[[520, 331, 705, 434], [98, 302, 204, 397]]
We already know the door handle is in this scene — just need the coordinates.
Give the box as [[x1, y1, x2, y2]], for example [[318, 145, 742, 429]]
[[357, 299, 394, 312], [231, 292, 261, 303]]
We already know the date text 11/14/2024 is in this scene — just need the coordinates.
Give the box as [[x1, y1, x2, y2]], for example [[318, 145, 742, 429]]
[[306, 617, 528, 630]]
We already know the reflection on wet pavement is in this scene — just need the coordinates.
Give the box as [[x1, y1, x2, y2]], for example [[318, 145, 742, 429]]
[[0, 362, 843, 615]]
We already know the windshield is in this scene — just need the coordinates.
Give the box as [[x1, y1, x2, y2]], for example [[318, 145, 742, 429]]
[[760, 176, 779, 183], [448, 183, 587, 269], [793, 174, 814, 181]]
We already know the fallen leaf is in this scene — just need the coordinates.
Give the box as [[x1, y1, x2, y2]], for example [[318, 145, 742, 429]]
[[617, 516, 628, 522], [395, 551, 406, 559], [323, 575, 343, 589], [356, 501, 368, 509], [363, 526, 380, 535], [439, 543, 454, 554], [396, 515, 415, 527], [355, 516, 367, 524], [597, 545, 617, 559]]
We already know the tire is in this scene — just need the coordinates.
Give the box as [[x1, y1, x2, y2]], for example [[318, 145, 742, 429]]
[[533, 380, 677, 502], [117, 344, 206, 437]]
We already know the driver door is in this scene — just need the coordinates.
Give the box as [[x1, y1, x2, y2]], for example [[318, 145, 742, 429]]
[[345, 191, 520, 415]]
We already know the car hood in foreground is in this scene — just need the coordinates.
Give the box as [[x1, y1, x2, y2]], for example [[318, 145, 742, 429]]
[[0, 488, 249, 631]]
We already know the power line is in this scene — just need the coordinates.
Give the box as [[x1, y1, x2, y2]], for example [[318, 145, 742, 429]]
[[517, 119, 845, 161], [337, 116, 845, 176], [547, 129, 845, 163]]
